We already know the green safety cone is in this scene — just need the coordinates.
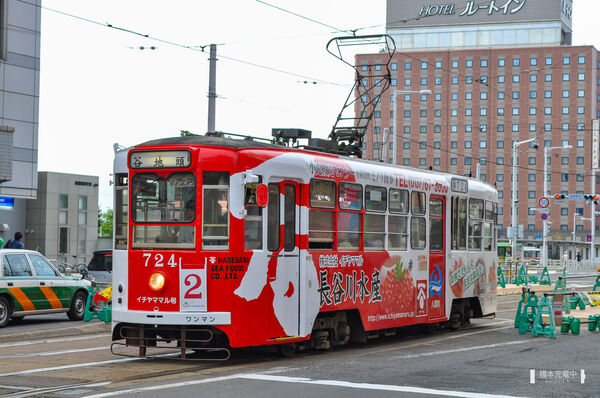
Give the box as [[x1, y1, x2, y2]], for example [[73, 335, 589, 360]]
[[570, 318, 581, 335], [514, 288, 528, 328], [539, 267, 552, 285]]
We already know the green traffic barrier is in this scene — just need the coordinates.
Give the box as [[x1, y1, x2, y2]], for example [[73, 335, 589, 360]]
[[518, 292, 539, 335], [532, 294, 556, 339], [560, 316, 581, 335], [528, 275, 538, 284], [516, 266, 528, 286], [84, 284, 112, 323], [514, 288, 529, 328], [554, 277, 569, 314], [497, 266, 506, 288], [587, 315, 600, 332], [593, 276, 600, 292], [539, 267, 552, 286], [569, 295, 586, 310]]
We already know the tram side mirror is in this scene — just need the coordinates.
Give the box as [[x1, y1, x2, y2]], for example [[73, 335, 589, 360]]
[[256, 184, 269, 208]]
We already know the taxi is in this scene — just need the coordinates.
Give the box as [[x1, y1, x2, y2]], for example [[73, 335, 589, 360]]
[[0, 249, 92, 327]]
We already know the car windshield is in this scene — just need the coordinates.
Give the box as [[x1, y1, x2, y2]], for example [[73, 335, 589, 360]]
[[132, 172, 196, 223]]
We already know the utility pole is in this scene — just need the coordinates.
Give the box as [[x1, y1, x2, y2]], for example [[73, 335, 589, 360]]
[[207, 43, 217, 134]]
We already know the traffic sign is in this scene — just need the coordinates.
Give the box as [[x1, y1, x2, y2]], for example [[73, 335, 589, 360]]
[[536, 233, 542, 239], [541, 213, 548, 221], [569, 193, 583, 200], [538, 197, 550, 208]]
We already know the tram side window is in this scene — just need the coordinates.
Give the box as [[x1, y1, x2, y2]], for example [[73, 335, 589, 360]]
[[244, 181, 263, 250], [411, 191, 426, 249], [364, 186, 386, 250], [483, 201, 494, 251], [114, 173, 128, 250], [451, 197, 467, 250], [389, 189, 409, 251], [338, 182, 362, 250], [284, 184, 296, 251], [468, 198, 484, 250], [309, 179, 335, 250], [267, 184, 280, 251], [202, 171, 229, 250], [429, 198, 443, 252]]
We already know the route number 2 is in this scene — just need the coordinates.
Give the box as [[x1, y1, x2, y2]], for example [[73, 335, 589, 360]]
[[180, 268, 207, 312], [184, 274, 202, 299], [143, 253, 182, 268]]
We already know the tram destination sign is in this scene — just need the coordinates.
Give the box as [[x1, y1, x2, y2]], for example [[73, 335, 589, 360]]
[[450, 178, 468, 193], [129, 150, 191, 169]]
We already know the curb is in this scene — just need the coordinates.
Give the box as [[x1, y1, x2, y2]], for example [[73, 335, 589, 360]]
[[0, 321, 111, 344]]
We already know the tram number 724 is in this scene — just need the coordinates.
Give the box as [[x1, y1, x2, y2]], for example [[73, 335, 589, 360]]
[[142, 253, 182, 268]]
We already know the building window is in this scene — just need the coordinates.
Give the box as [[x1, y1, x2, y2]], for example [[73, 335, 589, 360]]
[[404, 126, 410, 134], [391, 63, 398, 70], [498, 58, 505, 67], [577, 123, 584, 131], [498, 92, 505, 99], [497, 140, 504, 149], [561, 174, 569, 182], [466, 124, 472, 133], [512, 124, 519, 132], [451, 141, 457, 149], [451, 60, 458, 68], [480, 141, 487, 149], [545, 57, 552, 65], [528, 174, 536, 182], [496, 174, 504, 182], [498, 75, 505, 83], [530, 91, 537, 99], [513, 58, 520, 66], [562, 73, 570, 81], [578, 56, 586, 64], [512, 91, 520, 99], [578, 106, 585, 114], [481, 59, 488, 67], [512, 75, 520, 83], [545, 74, 552, 82], [512, 108, 519, 116], [420, 126, 427, 134], [419, 158, 426, 166], [577, 139, 584, 148], [465, 141, 472, 149], [562, 106, 569, 115], [59, 227, 69, 254], [403, 158, 410, 166], [530, 57, 537, 66], [466, 59, 473, 68], [450, 158, 457, 165], [403, 141, 410, 149], [563, 56, 570, 65], [528, 157, 536, 165], [578, 73, 585, 81], [578, 89, 585, 98], [562, 123, 569, 131], [577, 156, 584, 165], [497, 157, 504, 165], [544, 107, 552, 115], [451, 109, 458, 117], [530, 74, 537, 82], [529, 107, 537, 115], [528, 191, 536, 199], [434, 141, 441, 149], [480, 108, 487, 116], [544, 90, 552, 98], [434, 124, 441, 132], [421, 77, 428, 85], [451, 125, 458, 133], [421, 61, 428, 70], [497, 108, 504, 116], [497, 124, 504, 133]]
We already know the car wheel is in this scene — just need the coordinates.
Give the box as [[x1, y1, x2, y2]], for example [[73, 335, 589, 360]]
[[67, 291, 87, 321], [0, 296, 11, 328]]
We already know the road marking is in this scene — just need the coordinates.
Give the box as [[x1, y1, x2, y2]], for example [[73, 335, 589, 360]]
[[0, 333, 110, 349], [0, 345, 110, 359], [82, 374, 243, 398], [2, 381, 111, 398], [0, 357, 142, 377], [238, 374, 528, 398], [389, 340, 529, 360]]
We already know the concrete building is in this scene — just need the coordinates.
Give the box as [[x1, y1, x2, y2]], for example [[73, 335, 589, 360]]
[[26, 172, 99, 264], [357, 0, 599, 259], [0, 0, 41, 244]]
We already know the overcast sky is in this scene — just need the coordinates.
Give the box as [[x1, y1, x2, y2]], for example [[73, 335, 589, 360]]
[[37, 0, 600, 210]]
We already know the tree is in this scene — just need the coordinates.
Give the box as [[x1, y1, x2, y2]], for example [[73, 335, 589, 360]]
[[98, 208, 114, 237]]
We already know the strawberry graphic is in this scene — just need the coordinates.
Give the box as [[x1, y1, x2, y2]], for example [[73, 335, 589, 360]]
[[379, 259, 415, 313], [450, 258, 464, 298]]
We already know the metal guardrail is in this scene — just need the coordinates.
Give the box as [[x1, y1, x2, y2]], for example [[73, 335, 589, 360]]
[[498, 258, 599, 271]]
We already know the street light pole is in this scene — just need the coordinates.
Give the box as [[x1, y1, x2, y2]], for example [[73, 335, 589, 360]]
[[543, 144, 571, 269], [512, 138, 536, 263], [392, 89, 432, 165]]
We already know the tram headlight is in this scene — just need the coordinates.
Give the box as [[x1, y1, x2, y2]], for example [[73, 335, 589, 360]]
[[149, 272, 166, 292]]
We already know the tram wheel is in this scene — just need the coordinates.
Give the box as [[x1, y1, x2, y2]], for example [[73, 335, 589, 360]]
[[278, 343, 297, 357]]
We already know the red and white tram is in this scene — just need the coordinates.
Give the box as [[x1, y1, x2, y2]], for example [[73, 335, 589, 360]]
[[110, 133, 498, 358]]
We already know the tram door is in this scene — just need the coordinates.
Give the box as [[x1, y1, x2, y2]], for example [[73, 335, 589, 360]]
[[267, 180, 300, 337], [428, 195, 446, 320]]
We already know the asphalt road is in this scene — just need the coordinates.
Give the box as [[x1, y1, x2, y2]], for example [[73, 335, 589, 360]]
[[0, 284, 598, 398]]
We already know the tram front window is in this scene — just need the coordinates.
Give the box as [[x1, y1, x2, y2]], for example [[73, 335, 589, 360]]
[[131, 172, 196, 249]]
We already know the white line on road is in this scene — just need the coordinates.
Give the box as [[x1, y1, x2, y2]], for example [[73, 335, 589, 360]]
[[0, 357, 143, 378], [0, 346, 110, 359], [0, 334, 110, 349], [82, 374, 243, 398], [238, 374, 529, 398], [390, 339, 530, 361]]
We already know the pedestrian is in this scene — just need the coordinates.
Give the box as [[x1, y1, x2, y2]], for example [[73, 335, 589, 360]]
[[577, 252, 581, 263], [4, 232, 24, 249], [562, 250, 569, 264]]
